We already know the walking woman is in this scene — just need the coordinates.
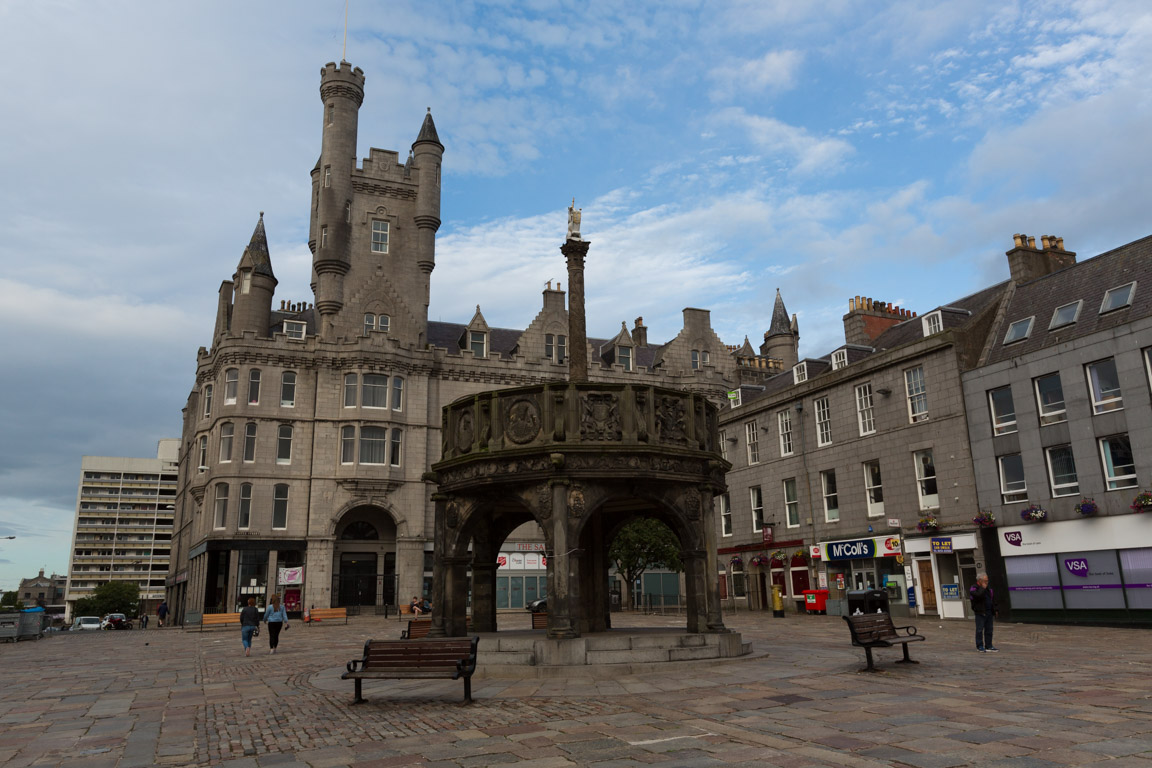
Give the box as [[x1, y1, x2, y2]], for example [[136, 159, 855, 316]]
[[240, 597, 260, 657], [264, 593, 288, 654]]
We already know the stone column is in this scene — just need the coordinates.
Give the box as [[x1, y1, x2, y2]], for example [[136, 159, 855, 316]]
[[682, 549, 708, 633], [470, 561, 498, 633], [266, 550, 279, 604], [304, 538, 334, 611], [227, 550, 241, 611], [580, 513, 609, 633], [428, 495, 450, 638], [437, 556, 471, 637], [701, 488, 727, 632], [395, 537, 426, 608], [549, 482, 579, 638], [561, 238, 590, 383]]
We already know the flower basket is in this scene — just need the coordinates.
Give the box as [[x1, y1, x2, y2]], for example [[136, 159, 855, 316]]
[[973, 510, 996, 528], [1132, 491, 1152, 513], [1020, 504, 1047, 522], [791, 548, 811, 564], [769, 549, 788, 563], [916, 515, 939, 533], [1075, 498, 1098, 516], [729, 555, 744, 569], [749, 554, 770, 567]]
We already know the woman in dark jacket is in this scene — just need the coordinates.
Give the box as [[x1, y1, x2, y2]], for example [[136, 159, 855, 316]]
[[240, 597, 261, 657]]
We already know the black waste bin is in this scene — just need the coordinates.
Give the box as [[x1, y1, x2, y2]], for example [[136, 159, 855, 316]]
[[846, 589, 889, 615]]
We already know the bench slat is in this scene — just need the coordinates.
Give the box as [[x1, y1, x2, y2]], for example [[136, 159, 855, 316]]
[[343, 636, 480, 704]]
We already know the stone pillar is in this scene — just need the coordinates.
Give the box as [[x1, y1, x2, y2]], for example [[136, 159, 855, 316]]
[[580, 513, 609, 633], [226, 550, 241, 611], [395, 537, 426, 608], [683, 550, 708, 633], [471, 561, 498, 633], [701, 489, 727, 632], [549, 482, 579, 638], [304, 538, 334, 611], [267, 550, 279, 604], [561, 238, 590, 383], [428, 495, 450, 638], [438, 556, 471, 637]]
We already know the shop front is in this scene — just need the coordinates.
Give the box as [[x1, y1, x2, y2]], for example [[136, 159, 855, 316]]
[[904, 533, 980, 619], [817, 534, 908, 617], [998, 515, 1152, 625], [496, 543, 547, 609]]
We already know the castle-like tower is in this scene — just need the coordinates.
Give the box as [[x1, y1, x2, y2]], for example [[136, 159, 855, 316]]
[[760, 288, 800, 368]]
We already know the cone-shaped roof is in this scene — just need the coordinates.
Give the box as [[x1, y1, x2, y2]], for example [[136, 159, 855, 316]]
[[237, 212, 276, 280], [734, 335, 757, 357], [766, 288, 792, 338], [413, 108, 443, 150]]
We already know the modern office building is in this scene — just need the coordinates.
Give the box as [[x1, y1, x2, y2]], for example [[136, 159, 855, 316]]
[[64, 440, 179, 620]]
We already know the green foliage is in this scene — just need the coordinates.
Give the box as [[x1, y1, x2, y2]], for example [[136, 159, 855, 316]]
[[73, 581, 139, 617], [609, 518, 682, 609], [1, 590, 24, 610]]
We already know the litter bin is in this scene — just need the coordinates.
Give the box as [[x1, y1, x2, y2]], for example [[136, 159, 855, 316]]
[[803, 589, 830, 614], [0, 613, 19, 643], [17, 608, 45, 641], [846, 589, 889, 615]]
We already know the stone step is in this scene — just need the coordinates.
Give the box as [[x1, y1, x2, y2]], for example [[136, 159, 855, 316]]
[[669, 645, 722, 662], [477, 651, 535, 665], [586, 648, 676, 664]]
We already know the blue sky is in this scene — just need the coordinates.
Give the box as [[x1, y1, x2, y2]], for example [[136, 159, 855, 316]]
[[2, 0, 1151, 589]]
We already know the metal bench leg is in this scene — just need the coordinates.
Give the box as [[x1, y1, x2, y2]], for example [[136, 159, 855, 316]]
[[896, 644, 919, 664], [353, 678, 364, 704], [463, 676, 472, 703], [863, 647, 878, 672]]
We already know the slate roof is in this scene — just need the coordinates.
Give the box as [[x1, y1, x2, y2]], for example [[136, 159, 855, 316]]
[[413, 109, 443, 149], [427, 320, 663, 367], [985, 233, 1152, 365], [766, 289, 792, 337], [242, 214, 276, 279]]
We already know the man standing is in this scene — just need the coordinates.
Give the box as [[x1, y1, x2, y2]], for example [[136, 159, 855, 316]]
[[157, 600, 168, 628], [968, 573, 998, 652]]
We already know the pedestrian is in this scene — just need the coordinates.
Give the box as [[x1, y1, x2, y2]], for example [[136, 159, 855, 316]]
[[410, 595, 424, 616], [264, 593, 288, 654], [969, 573, 998, 652], [240, 597, 260, 657], [157, 600, 168, 628], [139, 613, 148, 629]]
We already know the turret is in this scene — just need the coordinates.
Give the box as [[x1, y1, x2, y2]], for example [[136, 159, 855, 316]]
[[312, 61, 365, 330], [231, 213, 278, 338], [412, 109, 444, 343], [761, 289, 799, 368]]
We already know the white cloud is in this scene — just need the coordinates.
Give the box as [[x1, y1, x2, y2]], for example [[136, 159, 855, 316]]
[[709, 50, 804, 101], [716, 108, 855, 175]]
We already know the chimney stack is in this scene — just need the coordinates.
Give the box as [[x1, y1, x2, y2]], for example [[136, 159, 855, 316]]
[[631, 316, 648, 347], [843, 295, 906, 346], [1006, 233, 1076, 284]]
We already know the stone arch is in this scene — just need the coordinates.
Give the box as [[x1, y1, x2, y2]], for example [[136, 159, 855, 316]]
[[327, 497, 408, 539], [329, 502, 401, 609]]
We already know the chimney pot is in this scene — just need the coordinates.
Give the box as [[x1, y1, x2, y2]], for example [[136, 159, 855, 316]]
[[1028, 236, 1036, 248], [1041, 235, 1051, 249], [1013, 234, 1023, 247], [1056, 237, 1064, 250]]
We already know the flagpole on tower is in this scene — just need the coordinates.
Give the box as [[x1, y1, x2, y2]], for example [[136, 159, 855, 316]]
[[343, 0, 349, 61]]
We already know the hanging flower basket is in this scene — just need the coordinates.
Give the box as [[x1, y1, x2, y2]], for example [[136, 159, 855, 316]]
[[729, 555, 744, 569], [916, 515, 939, 533], [749, 554, 770, 567], [769, 549, 788, 563], [791, 549, 811, 564], [1075, 498, 1098, 516], [1132, 491, 1152, 513], [973, 510, 996, 528], [1020, 504, 1047, 522]]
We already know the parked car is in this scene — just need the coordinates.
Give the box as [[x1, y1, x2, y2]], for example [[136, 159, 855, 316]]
[[526, 597, 547, 613], [100, 613, 132, 630], [73, 616, 102, 631]]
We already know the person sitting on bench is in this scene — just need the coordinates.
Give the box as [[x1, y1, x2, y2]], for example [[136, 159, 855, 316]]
[[410, 596, 424, 616]]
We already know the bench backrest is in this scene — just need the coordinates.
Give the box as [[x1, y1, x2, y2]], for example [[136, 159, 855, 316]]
[[531, 612, 548, 629], [363, 637, 478, 671], [406, 618, 468, 638], [309, 607, 346, 619], [845, 613, 898, 643], [202, 612, 241, 626]]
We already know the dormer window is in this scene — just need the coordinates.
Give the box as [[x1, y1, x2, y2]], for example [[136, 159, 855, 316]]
[[922, 311, 943, 336], [371, 220, 389, 253], [364, 314, 390, 335], [831, 350, 848, 370], [1049, 300, 1082, 329], [545, 334, 566, 363], [618, 345, 633, 371], [283, 321, 306, 339], [793, 362, 808, 384], [691, 350, 699, 370], [1100, 282, 1136, 314], [1003, 317, 1034, 345], [470, 331, 487, 357]]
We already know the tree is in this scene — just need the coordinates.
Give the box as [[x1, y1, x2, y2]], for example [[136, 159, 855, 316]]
[[73, 581, 139, 618], [609, 518, 682, 611], [1, 590, 24, 610]]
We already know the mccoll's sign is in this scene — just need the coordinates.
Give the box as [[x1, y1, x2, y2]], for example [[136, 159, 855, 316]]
[[821, 536, 901, 561]]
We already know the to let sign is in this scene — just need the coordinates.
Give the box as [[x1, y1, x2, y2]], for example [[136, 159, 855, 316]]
[[930, 537, 953, 553]]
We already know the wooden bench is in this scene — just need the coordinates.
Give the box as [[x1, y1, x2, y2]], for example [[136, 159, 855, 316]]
[[304, 607, 348, 626], [531, 612, 548, 630], [342, 637, 480, 703], [402, 618, 468, 639], [843, 613, 925, 672], [199, 612, 241, 631]]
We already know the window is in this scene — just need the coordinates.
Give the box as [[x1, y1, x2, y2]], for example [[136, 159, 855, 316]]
[[729, 389, 742, 408], [793, 363, 808, 384], [323, 166, 331, 187], [914, 449, 938, 509], [783, 478, 800, 528], [750, 486, 764, 530], [855, 383, 875, 435], [321, 226, 328, 248], [203, 384, 213, 418], [1046, 446, 1079, 497], [1086, 359, 1123, 414], [1146, 348, 1152, 391], [470, 332, 487, 357], [618, 345, 632, 371], [1100, 282, 1136, 314], [691, 350, 700, 370], [364, 314, 375, 335], [392, 377, 404, 411], [284, 321, 306, 339], [327, 104, 334, 124], [277, 424, 293, 464], [988, 386, 1017, 435], [219, 423, 234, 463], [378, 314, 390, 333], [371, 220, 390, 253], [815, 397, 831, 446], [720, 492, 732, 536], [1099, 435, 1137, 490], [360, 426, 388, 465], [557, 334, 566, 363], [281, 372, 296, 407], [922, 311, 943, 336], [832, 349, 848, 370], [999, 454, 1027, 503], [238, 483, 252, 530], [905, 366, 928, 423], [362, 374, 389, 408], [1049, 300, 1082, 329], [213, 484, 228, 529], [243, 423, 257, 462], [272, 484, 288, 529], [248, 369, 261, 405], [745, 421, 760, 464], [340, 425, 355, 464], [719, 430, 728, 460], [390, 428, 403, 467], [343, 373, 358, 407], [702, 351, 710, 365], [224, 369, 238, 404], [198, 435, 208, 470], [1003, 317, 1034, 345], [821, 470, 839, 522], [344, 201, 351, 223], [240, 270, 251, 294], [778, 410, 793, 456], [1033, 373, 1066, 425], [864, 461, 884, 517]]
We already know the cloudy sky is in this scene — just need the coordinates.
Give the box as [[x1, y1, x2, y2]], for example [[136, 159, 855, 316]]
[[2, 0, 1151, 589]]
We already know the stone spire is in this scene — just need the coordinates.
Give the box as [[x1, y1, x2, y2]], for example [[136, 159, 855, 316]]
[[413, 108, 443, 150], [761, 288, 799, 368], [237, 212, 276, 279], [766, 288, 790, 338]]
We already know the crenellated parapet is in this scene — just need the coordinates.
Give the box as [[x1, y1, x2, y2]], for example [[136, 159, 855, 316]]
[[319, 61, 365, 106]]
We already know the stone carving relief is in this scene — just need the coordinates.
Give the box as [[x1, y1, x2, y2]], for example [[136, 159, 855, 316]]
[[505, 397, 542, 444], [568, 485, 586, 518], [553, 391, 567, 441], [655, 396, 688, 445], [535, 483, 553, 520], [634, 389, 650, 443], [479, 400, 492, 449], [580, 392, 622, 441], [456, 410, 474, 452], [445, 500, 460, 528], [682, 488, 702, 521]]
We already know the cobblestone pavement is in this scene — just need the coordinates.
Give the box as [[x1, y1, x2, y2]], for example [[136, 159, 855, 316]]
[[2, 611, 1150, 767]]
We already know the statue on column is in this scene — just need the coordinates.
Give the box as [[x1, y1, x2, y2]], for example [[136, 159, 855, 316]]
[[567, 198, 582, 241]]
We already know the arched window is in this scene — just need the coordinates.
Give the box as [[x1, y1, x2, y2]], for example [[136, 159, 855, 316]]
[[213, 484, 229, 529], [272, 484, 289, 529], [243, 423, 257, 462], [277, 425, 293, 464], [341, 521, 379, 540], [238, 483, 252, 529], [343, 373, 358, 407], [340, 425, 356, 464], [360, 426, 388, 464], [248, 369, 261, 405], [219, 422, 234, 463], [281, 372, 296, 408], [224, 369, 238, 404], [392, 377, 403, 411]]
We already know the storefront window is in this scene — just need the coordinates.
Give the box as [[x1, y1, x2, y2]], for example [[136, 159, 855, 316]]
[[236, 550, 268, 610]]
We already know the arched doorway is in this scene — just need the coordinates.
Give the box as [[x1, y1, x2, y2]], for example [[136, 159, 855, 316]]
[[332, 506, 398, 610]]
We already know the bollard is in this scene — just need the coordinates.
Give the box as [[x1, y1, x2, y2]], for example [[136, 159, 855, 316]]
[[771, 584, 785, 618]]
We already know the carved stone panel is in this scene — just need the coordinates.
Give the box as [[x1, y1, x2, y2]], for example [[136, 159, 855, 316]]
[[655, 396, 687, 446], [568, 485, 586, 518], [456, 409, 474, 453], [580, 393, 622, 441], [505, 396, 542, 444]]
